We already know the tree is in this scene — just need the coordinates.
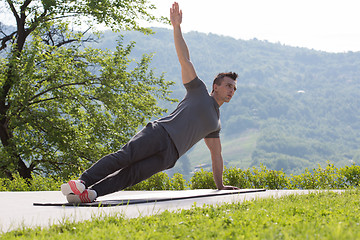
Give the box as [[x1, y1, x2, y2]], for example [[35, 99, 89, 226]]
[[0, 0, 173, 179]]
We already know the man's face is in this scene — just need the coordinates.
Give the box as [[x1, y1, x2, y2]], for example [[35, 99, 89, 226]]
[[213, 77, 237, 103]]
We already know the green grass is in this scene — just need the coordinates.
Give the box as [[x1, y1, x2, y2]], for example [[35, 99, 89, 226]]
[[2, 190, 360, 239]]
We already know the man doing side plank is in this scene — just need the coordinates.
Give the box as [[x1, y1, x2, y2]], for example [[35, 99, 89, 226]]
[[61, 2, 239, 203]]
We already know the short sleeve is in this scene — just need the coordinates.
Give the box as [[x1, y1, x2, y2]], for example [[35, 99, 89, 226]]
[[184, 77, 205, 92], [205, 129, 220, 138]]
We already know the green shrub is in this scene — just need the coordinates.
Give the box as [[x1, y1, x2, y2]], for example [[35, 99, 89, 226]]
[[289, 163, 347, 189], [262, 167, 289, 189], [127, 172, 170, 191], [4, 173, 30, 191], [0, 178, 7, 191], [127, 172, 188, 191], [1, 163, 360, 191], [27, 174, 63, 191], [248, 165, 267, 189], [170, 173, 188, 190], [290, 168, 317, 189], [145, 172, 171, 190], [341, 164, 360, 187], [190, 169, 216, 189], [224, 167, 252, 189], [0, 173, 63, 191], [223, 165, 289, 190]]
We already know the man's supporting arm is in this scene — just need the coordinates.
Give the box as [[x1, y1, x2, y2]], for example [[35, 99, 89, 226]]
[[205, 138, 239, 190], [170, 2, 197, 84]]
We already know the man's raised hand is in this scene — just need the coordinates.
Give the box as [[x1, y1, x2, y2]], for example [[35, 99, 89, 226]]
[[170, 2, 182, 27]]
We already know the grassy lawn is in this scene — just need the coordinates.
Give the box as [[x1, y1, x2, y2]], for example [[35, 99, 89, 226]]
[[2, 190, 360, 239]]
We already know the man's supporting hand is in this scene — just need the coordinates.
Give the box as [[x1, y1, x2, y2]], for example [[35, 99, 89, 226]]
[[220, 185, 240, 190]]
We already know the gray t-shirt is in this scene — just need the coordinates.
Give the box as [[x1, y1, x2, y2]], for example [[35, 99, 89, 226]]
[[157, 77, 221, 157]]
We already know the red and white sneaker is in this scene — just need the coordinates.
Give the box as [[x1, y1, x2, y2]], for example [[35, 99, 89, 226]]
[[61, 180, 86, 196], [66, 189, 97, 203]]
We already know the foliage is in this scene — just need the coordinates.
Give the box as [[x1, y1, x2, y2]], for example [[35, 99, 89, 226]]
[[0, 173, 63, 191], [169, 172, 187, 190], [2, 190, 360, 239], [340, 164, 360, 187], [1, 0, 166, 37], [2, 164, 360, 191], [190, 168, 216, 189], [125, 172, 188, 191], [0, 27, 175, 179], [223, 166, 253, 189], [127, 172, 171, 191], [289, 163, 344, 189], [223, 164, 289, 189], [0, 0, 173, 179]]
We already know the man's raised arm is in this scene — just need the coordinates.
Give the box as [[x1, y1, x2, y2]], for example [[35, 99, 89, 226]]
[[170, 2, 197, 84]]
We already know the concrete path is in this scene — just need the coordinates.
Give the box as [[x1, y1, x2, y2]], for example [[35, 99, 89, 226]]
[[0, 189, 341, 233]]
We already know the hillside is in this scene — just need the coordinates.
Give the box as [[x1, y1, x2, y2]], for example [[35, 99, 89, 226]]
[[93, 28, 360, 178]]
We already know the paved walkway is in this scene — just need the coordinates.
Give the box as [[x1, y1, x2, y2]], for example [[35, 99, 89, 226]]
[[0, 189, 342, 233]]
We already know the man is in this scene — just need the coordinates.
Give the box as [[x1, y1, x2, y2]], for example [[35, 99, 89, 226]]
[[61, 2, 239, 203]]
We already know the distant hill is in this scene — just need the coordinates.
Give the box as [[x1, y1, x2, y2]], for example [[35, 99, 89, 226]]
[[92, 28, 360, 178]]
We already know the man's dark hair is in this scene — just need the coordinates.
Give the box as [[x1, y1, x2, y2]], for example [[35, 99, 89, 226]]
[[212, 72, 238, 93]]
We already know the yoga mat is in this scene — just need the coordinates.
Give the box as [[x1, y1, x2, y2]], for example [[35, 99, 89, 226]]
[[33, 189, 266, 207]]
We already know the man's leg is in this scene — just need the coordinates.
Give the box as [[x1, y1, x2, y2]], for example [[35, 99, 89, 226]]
[[79, 122, 178, 190], [90, 138, 178, 196]]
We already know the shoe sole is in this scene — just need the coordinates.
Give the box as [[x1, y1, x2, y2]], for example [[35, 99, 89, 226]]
[[61, 180, 85, 196]]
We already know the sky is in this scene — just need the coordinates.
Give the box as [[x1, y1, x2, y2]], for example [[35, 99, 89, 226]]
[[1, 0, 360, 53], [145, 0, 360, 53]]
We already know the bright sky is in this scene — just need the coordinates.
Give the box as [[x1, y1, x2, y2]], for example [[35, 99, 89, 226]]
[[1, 0, 359, 53], [146, 0, 360, 53]]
